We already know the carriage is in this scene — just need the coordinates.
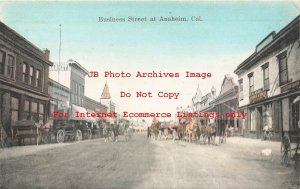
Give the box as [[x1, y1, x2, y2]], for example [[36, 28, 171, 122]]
[[280, 97, 300, 169], [55, 119, 98, 143], [11, 120, 40, 145], [176, 117, 216, 144], [148, 119, 160, 140], [281, 131, 300, 168], [103, 123, 115, 142]]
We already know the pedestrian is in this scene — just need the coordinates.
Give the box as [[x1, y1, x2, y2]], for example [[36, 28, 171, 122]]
[[172, 127, 177, 141]]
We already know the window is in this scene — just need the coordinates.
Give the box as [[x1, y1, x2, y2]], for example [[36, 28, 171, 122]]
[[31, 102, 38, 113], [24, 100, 30, 119], [29, 66, 34, 85], [248, 73, 254, 94], [11, 97, 19, 125], [263, 104, 272, 129], [31, 102, 38, 122], [7, 55, 15, 79], [262, 63, 269, 90], [278, 52, 288, 86], [0, 50, 5, 74], [239, 79, 243, 100], [39, 104, 44, 123], [35, 69, 41, 87], [22, 63, 29, 83]]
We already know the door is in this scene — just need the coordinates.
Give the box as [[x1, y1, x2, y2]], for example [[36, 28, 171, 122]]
[[256, 107, 263, 138]]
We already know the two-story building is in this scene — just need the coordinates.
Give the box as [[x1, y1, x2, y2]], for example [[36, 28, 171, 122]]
[[209, 74, 239, 135], [192, 86, 217, 125], [234, 15, 300, 139], [48, 78, 70, 115], [49, 59, 108, 123], [0, 21, 53, 135]]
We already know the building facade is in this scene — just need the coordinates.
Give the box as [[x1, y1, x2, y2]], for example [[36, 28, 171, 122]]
[[83, 96, 107, 113], [48, 78, 70, 116], [49, 59, 108, 123], [209, 75, 239, 135], [234, 16, 300, 139], [0, 21, 53, 135], [192, 86, 217, 125]]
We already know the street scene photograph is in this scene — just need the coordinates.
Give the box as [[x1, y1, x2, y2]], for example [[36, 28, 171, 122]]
[[0, 1, 300, 189]]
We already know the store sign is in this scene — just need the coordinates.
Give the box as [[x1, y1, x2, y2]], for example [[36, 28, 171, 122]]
[[249, 88, 268, 104], [281, 80, 300, 93]]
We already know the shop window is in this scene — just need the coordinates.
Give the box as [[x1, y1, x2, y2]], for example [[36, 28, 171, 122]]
[[0, 50, 5, 75], [31, 102, 38, 122], [278, 52, 288, 86], [11, 97, 19, 125], [39, 103, 44, 123], [250, 109, 256, 131], [263, 103, 272, 129], [24, 100, 30, 119], [50, 104, 55, 117], [31, 102, 38, 113]]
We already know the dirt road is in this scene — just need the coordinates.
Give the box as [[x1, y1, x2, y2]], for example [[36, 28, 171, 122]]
[[0, 134, 298, 189]]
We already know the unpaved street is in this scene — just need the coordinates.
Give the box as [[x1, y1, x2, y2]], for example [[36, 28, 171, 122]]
[[0, 134, 298, 189]]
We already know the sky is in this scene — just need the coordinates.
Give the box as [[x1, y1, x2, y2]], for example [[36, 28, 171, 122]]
[[0, 1, 299, 123]]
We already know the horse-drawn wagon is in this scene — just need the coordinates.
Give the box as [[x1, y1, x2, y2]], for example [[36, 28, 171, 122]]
[[11, 120, 40, 145], [280, 97, 300, 169], [281, 130, 300, 169], [53, 119, 99, 143]]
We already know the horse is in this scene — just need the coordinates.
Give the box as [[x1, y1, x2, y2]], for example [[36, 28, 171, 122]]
[[185, 120, 197, 143], [150, 122, 160, 140], [205, 123, 217, 144], [177, 118, 187, 140], [113, 123, 119, 142]]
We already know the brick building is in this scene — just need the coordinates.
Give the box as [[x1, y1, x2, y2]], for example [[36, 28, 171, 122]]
[[0, 21, 53, 135]]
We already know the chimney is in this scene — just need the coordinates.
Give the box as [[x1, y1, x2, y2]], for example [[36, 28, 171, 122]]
[[44, 49, 50, 60]]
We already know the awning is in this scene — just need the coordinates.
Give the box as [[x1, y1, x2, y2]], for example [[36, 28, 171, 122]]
[[293, 96, 300, 104], [70, 104, 97, 123]]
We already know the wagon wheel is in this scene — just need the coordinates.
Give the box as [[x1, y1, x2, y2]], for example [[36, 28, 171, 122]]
[[41, 132, 51, 144], [74, 130, 83, 141], [56, 129, 65, 143], [281, 135, 291, 166]]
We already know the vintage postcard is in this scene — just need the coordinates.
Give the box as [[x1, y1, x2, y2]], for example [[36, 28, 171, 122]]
[[0, 1, 300, 189]]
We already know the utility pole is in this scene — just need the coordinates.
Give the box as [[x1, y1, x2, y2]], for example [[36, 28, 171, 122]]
[[58, 24, 62, 83]]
